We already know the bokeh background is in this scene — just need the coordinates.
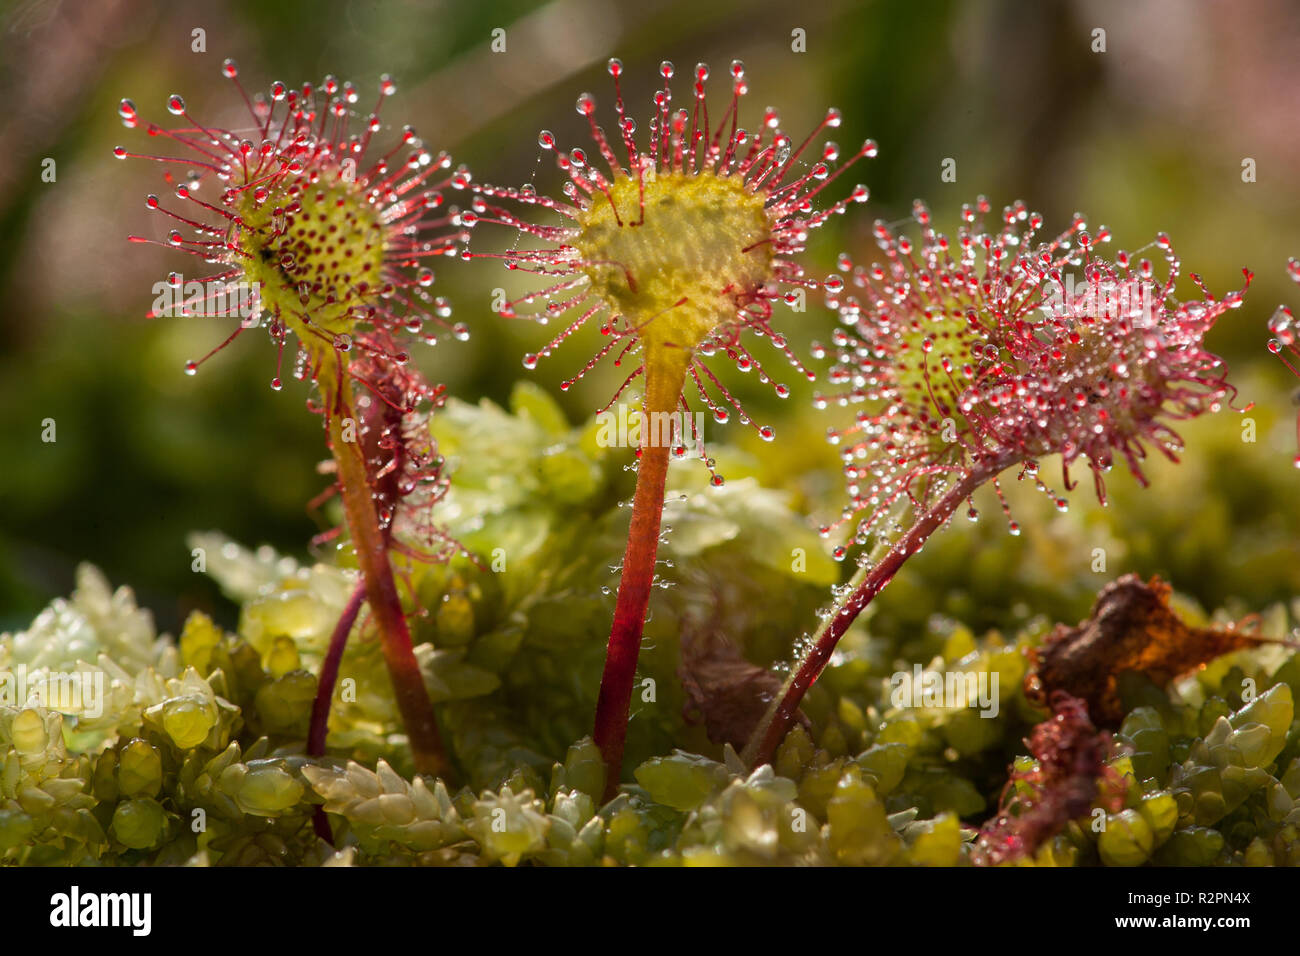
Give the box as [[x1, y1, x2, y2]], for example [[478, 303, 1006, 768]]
[[1, 0, 1297, 637]]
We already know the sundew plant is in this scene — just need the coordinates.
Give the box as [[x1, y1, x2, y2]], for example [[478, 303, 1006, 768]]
[[116, 62, 468, 782], [459, 57, 872, 794], [4, 2, 1300, 881], [744, 202, 1254, 767]]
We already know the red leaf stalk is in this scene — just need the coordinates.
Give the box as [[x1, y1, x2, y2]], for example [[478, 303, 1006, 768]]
[[744, 455, 1014, 768], [593, 347, 689, 799], [327, 384, 447, 778]]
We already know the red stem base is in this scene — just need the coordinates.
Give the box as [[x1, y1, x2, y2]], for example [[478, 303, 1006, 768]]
[[592, 347, 688, 801], [309, 580, 366, 843]]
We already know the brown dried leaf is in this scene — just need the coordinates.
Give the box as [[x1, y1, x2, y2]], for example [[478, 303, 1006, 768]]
[[679, 627, 805, 751], [1026, 574, 1260, 728]]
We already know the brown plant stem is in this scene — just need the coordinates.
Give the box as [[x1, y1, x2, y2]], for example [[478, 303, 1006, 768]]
[[742, 456, 1014, 769], [593, 346, 690, 801], [326, 385, 449, 778]]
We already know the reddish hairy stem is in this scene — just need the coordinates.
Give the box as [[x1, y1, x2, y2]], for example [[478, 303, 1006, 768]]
[[593, 347, 689, 800], [327, 392, 449, 778], [308, 579, 366, 757], [309, 578, 365, 843], [742, 457, 1014, 769]]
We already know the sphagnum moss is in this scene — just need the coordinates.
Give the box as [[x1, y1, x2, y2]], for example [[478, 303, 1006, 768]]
[[460, 59, 873, 795]]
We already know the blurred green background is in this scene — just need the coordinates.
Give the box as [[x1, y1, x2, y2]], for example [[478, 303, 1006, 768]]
[[0, 0, 1297, 637]]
